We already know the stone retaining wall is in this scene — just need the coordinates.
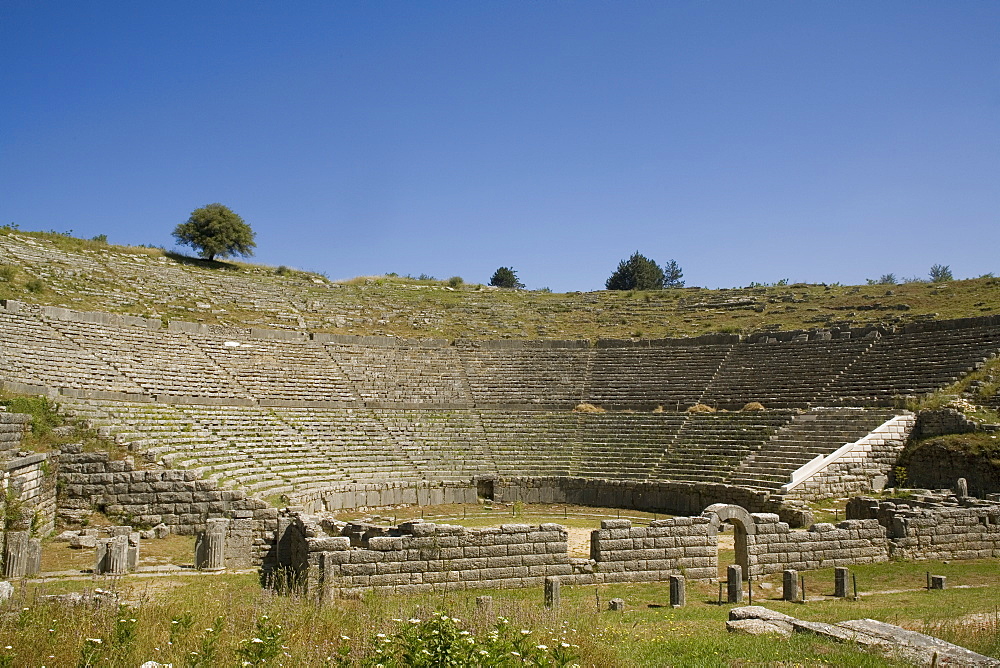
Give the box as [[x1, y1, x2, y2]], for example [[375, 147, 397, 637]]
[[0, 412, 56, 536], [4, 453, 57, 536], [0, 412, 30, 460], [494, 476, 814, 527], [299, 481, 478, 513], [57, 447, 278, 564]]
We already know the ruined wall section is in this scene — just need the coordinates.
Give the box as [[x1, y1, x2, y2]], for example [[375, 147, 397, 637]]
[[57, 447, 278, 563], [0, 412, 57, 536], [281, 515, 718, 599], [744, 514, 888, 577], [848, 495, 1000, 561]]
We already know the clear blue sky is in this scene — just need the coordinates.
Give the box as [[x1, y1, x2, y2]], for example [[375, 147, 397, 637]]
[[2, 2, 998, 292]]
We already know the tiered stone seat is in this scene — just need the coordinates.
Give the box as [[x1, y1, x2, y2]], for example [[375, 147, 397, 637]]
[[700, 339, 873, 409], [650, 412, 796, 484], [192, 335, 357, 402], [587, 343, 733, 410], [275, 407, 424, 483], [49, 321, 251, 399], [573, 413, 688, 479], [168, 405, 311, 492], [477, 410, 579, 477], [375, 409, 497, 481], [725, 407, 899, 490], [57, 399, 217, 461], [456, 344, 589, 406], [325, 343, 469, 404], [820, 325, 1000, 404], [0, 312, 144, 394]]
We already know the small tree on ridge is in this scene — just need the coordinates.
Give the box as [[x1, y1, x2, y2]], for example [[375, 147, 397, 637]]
[[489, 266, 524, 289], [929, 264, 953, 283], [173, 203, 256, 261]]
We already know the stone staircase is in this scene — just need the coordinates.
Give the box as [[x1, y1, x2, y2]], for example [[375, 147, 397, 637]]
[[725, 408, 899, 490]]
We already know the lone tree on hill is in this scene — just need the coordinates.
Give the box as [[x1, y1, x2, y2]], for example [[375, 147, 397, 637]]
[[489, 266, 524, 289], [173, 203, 256, 261], [606, 252, 683, 290], [662, 258, 685, 288]]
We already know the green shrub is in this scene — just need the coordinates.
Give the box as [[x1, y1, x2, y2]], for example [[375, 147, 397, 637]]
[[0, 265, 16, 282], [0, 394, 63, 437], [447, 276, 464, 288], [24, 278, 44, 293]]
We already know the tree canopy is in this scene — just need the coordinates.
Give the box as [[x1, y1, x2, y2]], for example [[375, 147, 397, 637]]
[[489, 266, 524, 289], [173, 203, 256, 262], [929, 264, 953, 282], [606, 252, 684, 290]]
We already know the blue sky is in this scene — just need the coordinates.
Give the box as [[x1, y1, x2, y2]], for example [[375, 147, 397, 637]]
[[2, 2, 998, 292]]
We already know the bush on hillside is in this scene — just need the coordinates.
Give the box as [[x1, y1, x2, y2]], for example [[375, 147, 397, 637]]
[[573, 403, 605, 413], [686, 403, 717, 413], [741, 402, 766, 411], [489, 266, 524, 289]]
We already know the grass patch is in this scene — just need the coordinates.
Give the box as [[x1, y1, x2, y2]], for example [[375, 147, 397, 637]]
[[5, 558, 998, 665], [0, 391, 126, 456], [903, 432, 1000, 460]]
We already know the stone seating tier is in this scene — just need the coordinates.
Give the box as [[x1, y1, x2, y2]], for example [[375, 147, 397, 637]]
[[3, 308, 999, 409], [57, 398, 887, 502]]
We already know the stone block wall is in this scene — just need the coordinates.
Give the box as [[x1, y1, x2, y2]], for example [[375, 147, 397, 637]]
[[745, 514, 888, 577], [0, 412, 30, 460], [902, 446, 1000, 496], [588, 517, 717, 582], [300, 481, 478, 514], [848, 495, 1000, 561], [280, 514, 719, 599], [4, 453, 57, 536], [912, 409, 980, 439], [57, 447, 278, 564]]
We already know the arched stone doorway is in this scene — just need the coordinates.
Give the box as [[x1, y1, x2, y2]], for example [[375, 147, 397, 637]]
[[702, 503, 756, 578]]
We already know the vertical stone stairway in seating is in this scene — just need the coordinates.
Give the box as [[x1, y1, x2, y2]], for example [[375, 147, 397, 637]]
[[724, 408, 899, 491]]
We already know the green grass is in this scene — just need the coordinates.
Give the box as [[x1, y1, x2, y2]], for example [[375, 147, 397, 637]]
[[903, 432, 1000, 461], [5, 557, 997, 666], [0, 390, 127, 456]]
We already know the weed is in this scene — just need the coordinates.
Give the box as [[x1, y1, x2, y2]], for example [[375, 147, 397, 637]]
[[24, 278, 45, 293], [235, 614, 284, 665]]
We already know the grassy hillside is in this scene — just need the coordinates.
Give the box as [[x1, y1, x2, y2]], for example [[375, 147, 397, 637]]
[[1, 226, 998, 340]]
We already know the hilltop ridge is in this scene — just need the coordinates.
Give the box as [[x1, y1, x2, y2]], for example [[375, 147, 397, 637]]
[[1, 227, 997, 340]]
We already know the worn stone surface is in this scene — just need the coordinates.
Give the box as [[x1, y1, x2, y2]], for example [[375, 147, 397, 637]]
[[729, 606, 1000, 667]]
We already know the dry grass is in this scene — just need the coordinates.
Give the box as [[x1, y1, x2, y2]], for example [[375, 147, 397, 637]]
[[741, 401, 766, 411], [573, 402, 605, 413], [686, 403, 717, 413]]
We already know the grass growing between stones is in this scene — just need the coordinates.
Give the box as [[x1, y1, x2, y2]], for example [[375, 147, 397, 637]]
[[3, 226, 1000, 340]]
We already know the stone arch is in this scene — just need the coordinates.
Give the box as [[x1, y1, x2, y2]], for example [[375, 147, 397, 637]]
[[702, 504, 756, 577]]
